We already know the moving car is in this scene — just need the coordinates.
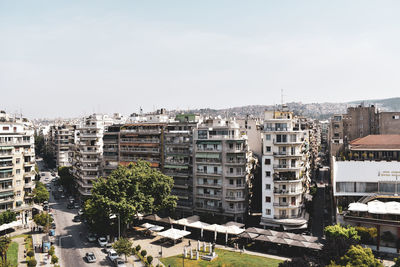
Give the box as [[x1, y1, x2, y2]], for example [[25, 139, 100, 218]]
[[107, 249, 118, 261], [98, 237, 108, 247], [72, 215, 81, 222], [113, 258, 126, 267], [85, 252, 96, 263], [78, 209, 84, 216]]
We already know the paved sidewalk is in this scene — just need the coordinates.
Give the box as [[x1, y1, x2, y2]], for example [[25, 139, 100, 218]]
[[14, 237, 27, 267]]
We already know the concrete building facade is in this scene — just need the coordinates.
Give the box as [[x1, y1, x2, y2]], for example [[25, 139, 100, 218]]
[[261, 110, 310, 230]]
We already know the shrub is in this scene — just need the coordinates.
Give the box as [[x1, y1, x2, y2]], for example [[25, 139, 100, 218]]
[[48, 245, 55, 256], [27, 259, 37, 267], [147, 255, 153, 264], [51, 255, 59, 264], [27, 250, 34, 257], [355, 226, 377, 244], [141, 250, 147, 257], [135, 245, 141, 252]]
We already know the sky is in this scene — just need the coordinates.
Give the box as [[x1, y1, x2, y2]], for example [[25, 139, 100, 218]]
[[1, 1, 400, 118]]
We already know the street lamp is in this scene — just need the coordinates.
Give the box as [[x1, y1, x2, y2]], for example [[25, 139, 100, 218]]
[[110, 213, 120, 239]]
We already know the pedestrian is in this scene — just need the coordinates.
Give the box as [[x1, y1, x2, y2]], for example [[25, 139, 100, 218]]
[[188, 240, 191, 247]]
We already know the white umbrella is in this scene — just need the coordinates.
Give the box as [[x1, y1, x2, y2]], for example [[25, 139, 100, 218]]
[[201, 227, 204, 238], [214, 228, 217, 241], [225, 230, 228, 244], [348, 202, 368, 212]]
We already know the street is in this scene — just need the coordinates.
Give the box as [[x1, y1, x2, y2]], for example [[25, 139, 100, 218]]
[[37, 159, 115, 267]]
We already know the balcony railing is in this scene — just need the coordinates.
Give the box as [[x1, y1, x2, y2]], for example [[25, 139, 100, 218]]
[[120, 139, 159, 143], [273, 164, 300, 169], [120, 148, 159, 153], [0, 197, 14, 203], [196, 193, 222, 199], [197, 182, 221, 187], [0, 163, 13, 168], [225, 196, 245, 201], [226, 159, 246, 164], [196, 147, 221, 152], [196, 170, 222, 175], [0, 140, 32, 146], [264, 127, 288, 132], [120, 129, 161, 134], [273, 189, 303, 195], [195, 158, 221, 164]]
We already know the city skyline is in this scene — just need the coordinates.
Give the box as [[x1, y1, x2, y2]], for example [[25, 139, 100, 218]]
[[2, 1, 400, 118]]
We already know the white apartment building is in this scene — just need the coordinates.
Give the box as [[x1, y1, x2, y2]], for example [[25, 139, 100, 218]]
[[73, 114, 111, 197], [0, 111, 35, 221], [193, 118, 255, 222], [261, 110, 310, 230], [49, 124, 76, 167]]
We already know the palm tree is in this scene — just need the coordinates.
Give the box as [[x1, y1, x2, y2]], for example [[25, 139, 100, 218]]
[[0, 236, 11, 264]]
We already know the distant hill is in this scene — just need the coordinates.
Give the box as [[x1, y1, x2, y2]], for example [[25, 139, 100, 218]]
[[174, 97, 400, 120]]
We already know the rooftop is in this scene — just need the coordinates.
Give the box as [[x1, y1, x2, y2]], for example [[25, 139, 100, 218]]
[[350, 135, 400, 150]]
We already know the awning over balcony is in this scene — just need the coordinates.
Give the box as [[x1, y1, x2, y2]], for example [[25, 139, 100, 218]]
[[0, 191, 13, 197], [196, 141, 221, 145], [195, 153, 220, 159]]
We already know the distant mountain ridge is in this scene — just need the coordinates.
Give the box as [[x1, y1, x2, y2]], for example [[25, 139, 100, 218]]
[[174, 97, 400, 120]]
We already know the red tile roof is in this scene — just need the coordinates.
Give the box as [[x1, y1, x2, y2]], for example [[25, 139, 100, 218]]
[[350, 135, 400, 150]]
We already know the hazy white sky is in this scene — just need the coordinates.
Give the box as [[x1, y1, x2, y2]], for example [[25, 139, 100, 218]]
[[1, 1, 400, 118]]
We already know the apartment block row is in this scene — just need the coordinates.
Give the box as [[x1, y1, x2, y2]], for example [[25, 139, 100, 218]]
[[44, 107, 316, 227], [0, 111, 36, 222]]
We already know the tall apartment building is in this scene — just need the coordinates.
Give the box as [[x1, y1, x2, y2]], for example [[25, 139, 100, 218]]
[[193, 118, 254, 222], [261, 110, 310, 230], [164, 114, 200, 216], [0, 111, 35, 221], [49, 124, 76, 167], [102, 125, 121, 177], [73, 114, 107, 197], [328, 104, 400, 158]]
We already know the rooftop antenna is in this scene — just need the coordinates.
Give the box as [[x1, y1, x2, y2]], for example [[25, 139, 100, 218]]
[[281, 88, 284, 108]]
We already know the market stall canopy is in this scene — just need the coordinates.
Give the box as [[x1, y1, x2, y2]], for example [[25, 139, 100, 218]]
[[160, 217, 176, 224], [140, 223, 155, 229], [204, 224, 229, 233], [158, 228, 191, 240], [225, 225, 245, 235], [148, 225, 164, 232], [187, 221, 210, 229], [368, 200, 387, 214], [223, 221, 245, 228], [385, 201, 400, 215], [348, 202, 368, 212], [245, 227, 265, 235], [0, 220, 22, 231], [238, 232, 259, 239], [255, 235, 274, 242]]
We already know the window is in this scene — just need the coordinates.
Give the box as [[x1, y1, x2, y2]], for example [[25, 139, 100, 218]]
[[282, 197, 287, 203], [16, 180, 21, 186], [393, 115, 400, 119], [229, 143, 233, 149], [265, 184, 271, 190], [266, 146, 271, 152], [16, 169, 20, 174], [230, 168, 234, 174], [229, 203, 234, 209], [265, 171, 271, 177], [265, 134, 271, 141], [265, 196, 271, 202], [16, 191, 21, 197], [2, 127, 9, 131], [16, 158, 20, 164], [266, 209, 271, 215], [264, 159, 271, 165], [229, 179, 234, 185]]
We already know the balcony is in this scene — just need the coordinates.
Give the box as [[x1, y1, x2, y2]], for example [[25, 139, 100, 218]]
[[23, 171, 35, 177], [76, 179, 94, 188], [24, 183, 34, 189], [0, 140, 32, 146], [226, 184, 245, 189], [120, 148, 160, 154], [226, 148, 245, 153], [273, 176, 304, 183], [0, 196, 14, 204], [225, 172, 244, 177], [120, 139, 159, 144], [225, 196, 245, 201], [196, 193, 222, 200], [264, 127, 288, 132], [273, 189, 303, 195], [273, 202, 301, 208], [197, 182, 221, 188], [0, 186, 13, 192], [0, 163, 13, 169], [196, 147, 221, 152], [196, 170, 222, 176], [273, 214, 302, 219], [79, 166, 100, 171], [273, 164, 301, 170], [195, 158, 221, 164], [79, 133, 102, 138], [225, 159, 246, 165], [225, 207, 246, 214], [273, 152, 303, 158], [79, 149, 101, 155], [78, 187, 92, 196], [0, 152, 13, 158], [80, 157, 100, 163], [23, 161, 35, 166], [120, 129, 161, 135], [273, 139, 303, 145]]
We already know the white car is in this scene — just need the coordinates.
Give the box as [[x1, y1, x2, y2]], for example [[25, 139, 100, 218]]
[[98, 237, 108, 247], [107, 249, 118, 262], [113, 258, 126, 267]]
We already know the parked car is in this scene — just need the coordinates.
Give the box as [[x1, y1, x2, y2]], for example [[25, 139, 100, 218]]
[[98, 237, 108, 247], [78, 209, 84, 216], [41, 173, 45, 176], [73, 215, 81, 222], [113, 258, 126, 267], [105, 243, 113, 253], [51, 222, 56, 229], [51, 172, 56, 177], [60, 194, 65, 199], [74, 203, 80, 209], [85, 252, 96, 263], [87, 233, 97, 242], [67, 203, 74, 209], [107, 249, 118, 261]]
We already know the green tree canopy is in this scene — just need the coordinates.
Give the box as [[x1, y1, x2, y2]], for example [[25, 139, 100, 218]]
[[58, 167, 74, 192], [33, 212, 53, 230], [112, 238, 133, 262], [322, 224, 361, 264], [0, 211, 17, 225], [328, 245, 383, 267], [84, 161, 177, 234], [33, 182, 49, 204]]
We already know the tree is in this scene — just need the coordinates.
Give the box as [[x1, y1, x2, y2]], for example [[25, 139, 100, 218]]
[[0, 211, 17, 225], [355, 226, 377, 244], [84, 161, 177, 234], [112, 238, 133, 262], [147, 255, 153, 264], [33, 212, 53, 231], [330, 245, 383, 267], [33, 182, 49, 204], [0, 236, 11, 264], [322, 224, 361, 264], [58, 167, 75, 192], [51, 255, 58, 264], [393, 257, 400, 267]]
